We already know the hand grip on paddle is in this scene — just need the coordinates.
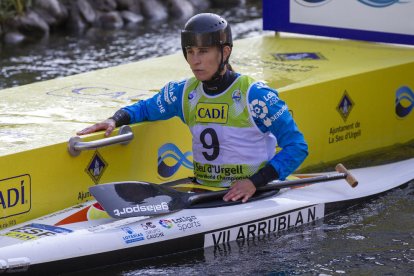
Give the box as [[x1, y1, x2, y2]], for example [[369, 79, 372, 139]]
[[335, 163, 358, 187]]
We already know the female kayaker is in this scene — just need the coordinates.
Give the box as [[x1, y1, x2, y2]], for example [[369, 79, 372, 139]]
[[77, 13, 308, 203]]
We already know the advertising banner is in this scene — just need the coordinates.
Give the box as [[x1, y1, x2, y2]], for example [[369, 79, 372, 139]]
[[263, 0, 414, 45]]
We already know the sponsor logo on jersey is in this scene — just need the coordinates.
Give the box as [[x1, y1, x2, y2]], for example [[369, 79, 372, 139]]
[[195, 103, 229, 124], [249, 99, 271, 127], [188, 90, 196, 100], [163, 82, 177, 104], [269, 104, 288, 122], [263, 91, 279, 106], [156, 94, 166, 114], [232, 89, 242, 102]]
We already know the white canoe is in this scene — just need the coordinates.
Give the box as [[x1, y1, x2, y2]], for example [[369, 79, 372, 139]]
[[0, 158, 413, 275]]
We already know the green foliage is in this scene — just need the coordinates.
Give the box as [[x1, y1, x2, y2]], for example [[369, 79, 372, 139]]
[[0, 0, 32, 21]]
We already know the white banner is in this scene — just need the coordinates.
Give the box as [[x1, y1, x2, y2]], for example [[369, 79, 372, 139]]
[[291, 0, 414, 36]]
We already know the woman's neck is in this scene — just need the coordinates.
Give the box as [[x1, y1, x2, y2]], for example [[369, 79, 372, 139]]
[[202, 70, 237, 95]]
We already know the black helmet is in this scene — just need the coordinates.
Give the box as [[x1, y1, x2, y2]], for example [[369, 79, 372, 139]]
[[181, 13, 232, 59]]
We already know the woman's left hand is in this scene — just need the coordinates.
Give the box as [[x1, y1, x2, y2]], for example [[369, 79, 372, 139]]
[[223, 179, 256, 203]]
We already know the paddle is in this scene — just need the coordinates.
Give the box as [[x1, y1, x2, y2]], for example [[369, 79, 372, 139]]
[[89, 163, 358, 218]]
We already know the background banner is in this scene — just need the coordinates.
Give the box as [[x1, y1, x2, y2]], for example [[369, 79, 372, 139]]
[[263, 0, 414, 45]]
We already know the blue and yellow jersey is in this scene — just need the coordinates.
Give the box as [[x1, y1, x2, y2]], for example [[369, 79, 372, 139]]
[[122, 73, 308, 185]]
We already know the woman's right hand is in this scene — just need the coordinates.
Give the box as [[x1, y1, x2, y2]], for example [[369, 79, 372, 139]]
[[77, 118, 116, 137]]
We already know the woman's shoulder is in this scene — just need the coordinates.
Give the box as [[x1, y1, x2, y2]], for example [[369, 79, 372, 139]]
[[247, 79, 279, 99], [163, 78, 188, 89]]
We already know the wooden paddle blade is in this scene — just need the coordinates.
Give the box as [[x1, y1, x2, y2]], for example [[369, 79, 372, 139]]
[[89, 182, 189, 218], [335, 163, 358, 187]]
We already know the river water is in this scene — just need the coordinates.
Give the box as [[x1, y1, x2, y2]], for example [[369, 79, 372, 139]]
[[1, 2, 413, 275], [0, 3, 263, 90]]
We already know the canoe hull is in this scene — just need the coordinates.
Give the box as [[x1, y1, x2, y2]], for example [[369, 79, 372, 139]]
[[1, 158, 413, 274]]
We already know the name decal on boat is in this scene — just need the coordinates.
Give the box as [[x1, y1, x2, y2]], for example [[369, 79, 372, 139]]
[[113, 202, 169, 217], [204, 204, 324, 247], [0, 174, 31, 221]]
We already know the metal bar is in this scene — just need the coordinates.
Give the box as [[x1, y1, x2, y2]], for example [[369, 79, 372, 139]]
[[68, 125, 134, 156]]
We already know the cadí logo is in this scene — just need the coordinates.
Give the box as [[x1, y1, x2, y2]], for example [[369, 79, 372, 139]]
[[157, 143, 193, 178], [395, 86, 414, 118]]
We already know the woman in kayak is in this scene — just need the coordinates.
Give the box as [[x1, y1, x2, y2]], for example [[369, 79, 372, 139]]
[[77, 13, 308, 203]]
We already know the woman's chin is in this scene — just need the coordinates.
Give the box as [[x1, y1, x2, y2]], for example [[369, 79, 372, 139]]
[[193, 72, 210, 81]]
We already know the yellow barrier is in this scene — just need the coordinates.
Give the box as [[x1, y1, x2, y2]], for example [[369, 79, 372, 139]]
[[1, 33, 414, 228]]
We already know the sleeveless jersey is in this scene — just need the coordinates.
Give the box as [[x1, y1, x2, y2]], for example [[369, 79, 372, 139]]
[[182, 75, 276, 187]]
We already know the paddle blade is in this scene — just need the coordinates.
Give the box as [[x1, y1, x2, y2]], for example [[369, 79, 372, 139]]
[[89, 182, 188, 218]]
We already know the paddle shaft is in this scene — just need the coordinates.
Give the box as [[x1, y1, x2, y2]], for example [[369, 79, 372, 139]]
[[189, 168, 357, 205], [90, 163, 358, 218]]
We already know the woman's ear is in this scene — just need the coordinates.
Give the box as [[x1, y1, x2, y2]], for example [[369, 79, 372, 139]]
[[223, 45, 232, 61]]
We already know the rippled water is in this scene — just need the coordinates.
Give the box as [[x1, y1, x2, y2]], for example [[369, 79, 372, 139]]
[[1, 2, 413, 275], [0, 4, 263, 90]]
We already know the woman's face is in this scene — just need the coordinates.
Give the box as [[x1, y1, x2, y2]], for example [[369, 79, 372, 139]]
[[185, 46, 230, 81]]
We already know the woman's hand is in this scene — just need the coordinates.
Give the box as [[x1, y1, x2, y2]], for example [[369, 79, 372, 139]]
[[77, 119, 116, 137], [223, 179, 256, 203]]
